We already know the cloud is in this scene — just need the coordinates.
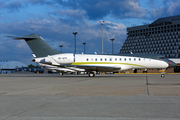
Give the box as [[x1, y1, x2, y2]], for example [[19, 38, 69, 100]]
[[119, 0, 146, 18], [146, 0, 180, 20], [150, 7, 166, 18], [0, 16, 126, 57], [54, 9, 88, 21], [0, 33, 32, 64], [1, 0, 180, 22], [167, 1, 180, 15], [0, 1, 24, 12], [2, 0, 180, 64], [54, 0, 147, 20], [24, 0, 52, 5]]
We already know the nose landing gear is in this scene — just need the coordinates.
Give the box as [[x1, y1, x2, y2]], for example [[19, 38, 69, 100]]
[[161, 74, 165, 78], [160, 69, 166, 78]]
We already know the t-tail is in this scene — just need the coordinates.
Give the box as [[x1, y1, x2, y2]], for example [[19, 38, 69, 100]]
[[8, 34, 60, 58]]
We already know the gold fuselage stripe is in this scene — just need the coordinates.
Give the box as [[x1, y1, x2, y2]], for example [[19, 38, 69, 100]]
[[71, 62, 146, 68]]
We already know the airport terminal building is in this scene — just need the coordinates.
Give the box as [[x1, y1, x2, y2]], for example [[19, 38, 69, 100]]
[[120, 15, 180, 73]]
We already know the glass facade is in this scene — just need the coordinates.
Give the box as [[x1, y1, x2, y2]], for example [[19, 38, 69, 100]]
[[120, 15, 180, 58]]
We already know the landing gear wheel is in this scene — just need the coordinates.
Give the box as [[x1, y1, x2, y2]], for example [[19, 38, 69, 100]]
[[59, 73, 64, 76], [88, 72, 95, 77], [161, 74, 165, 78]]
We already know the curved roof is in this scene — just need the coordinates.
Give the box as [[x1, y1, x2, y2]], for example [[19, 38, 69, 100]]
[[0, 61, 27, 69]]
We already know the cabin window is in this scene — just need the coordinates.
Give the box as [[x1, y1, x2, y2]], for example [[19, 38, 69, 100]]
[[105, 58, 107, 61], [134, 58, 136, 61], [124, 58, 126, 61], [86, 58, 89, 61], [119, 58, 121, 61], [129, 58, 131, 61], [91, 58, 93, 61], [100, 58, 102, 61], [110, 58, 112, 61], [95, 58, 97, 61], [115, 58, 117, 61], [139, 58, 141, 61]]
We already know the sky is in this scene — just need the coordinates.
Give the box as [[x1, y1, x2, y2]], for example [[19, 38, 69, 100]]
[[1, 0, 180, 65]]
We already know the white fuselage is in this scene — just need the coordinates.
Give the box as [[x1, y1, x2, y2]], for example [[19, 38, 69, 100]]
[[74, 54, 168, 70], [34, 53, 169, 72]]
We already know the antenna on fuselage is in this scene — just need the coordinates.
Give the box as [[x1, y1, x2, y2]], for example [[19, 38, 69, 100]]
[[130, 51, 133, 54]]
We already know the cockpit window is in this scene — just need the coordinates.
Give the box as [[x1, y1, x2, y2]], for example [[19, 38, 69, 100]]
[[158, 56, 165, 59]]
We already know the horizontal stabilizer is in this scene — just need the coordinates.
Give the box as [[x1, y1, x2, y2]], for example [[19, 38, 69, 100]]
[[6, 36, 38, 40]]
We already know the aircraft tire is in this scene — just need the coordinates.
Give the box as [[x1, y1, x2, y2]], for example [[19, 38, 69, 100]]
[[88, 72, 95, 77], [161, 74, 165, 78], [59, 73, 64, 76]]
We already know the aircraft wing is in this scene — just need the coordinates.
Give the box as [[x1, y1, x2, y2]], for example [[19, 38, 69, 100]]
[[40, 64, 85, 73], [41, 63, 120, 73]]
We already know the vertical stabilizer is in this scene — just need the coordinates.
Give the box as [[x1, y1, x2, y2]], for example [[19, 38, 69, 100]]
[[13, 34, 60, 58]]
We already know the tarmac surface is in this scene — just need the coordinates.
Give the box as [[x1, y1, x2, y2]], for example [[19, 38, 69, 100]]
[[0, 73, 180, 120]]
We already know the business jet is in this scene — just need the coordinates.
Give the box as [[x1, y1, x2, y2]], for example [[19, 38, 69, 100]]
[[8, 34, 177, 77]]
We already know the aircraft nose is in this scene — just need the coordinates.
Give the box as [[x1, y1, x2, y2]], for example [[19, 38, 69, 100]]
[[168, 61, 177, 68]]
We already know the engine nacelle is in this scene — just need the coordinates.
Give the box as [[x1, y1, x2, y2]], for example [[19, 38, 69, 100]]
[[32, 53, 74, 65], [32, 57, 51, 64], [55, 54, 74, 64]]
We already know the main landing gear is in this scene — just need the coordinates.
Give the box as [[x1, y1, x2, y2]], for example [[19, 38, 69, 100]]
[[88, 72, 95, 77], [59, 72, 64, 76]]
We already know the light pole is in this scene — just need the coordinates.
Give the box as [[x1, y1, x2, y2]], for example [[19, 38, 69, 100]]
[[83, 42, 86, 54], [100, 21, 105, 54], [110, 38, 115, 54], [59, 45, 63, 52], [73, 32, 78, 54]]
